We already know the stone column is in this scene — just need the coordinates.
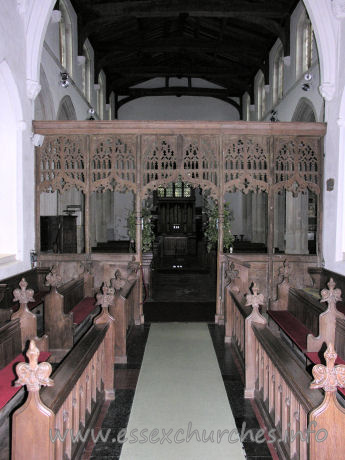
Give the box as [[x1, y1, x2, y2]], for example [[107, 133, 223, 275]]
[[243, 192, 252, 241], [285, 192, 309, 254], [274, 192, 285, 252], [252, 192, 267, 244]]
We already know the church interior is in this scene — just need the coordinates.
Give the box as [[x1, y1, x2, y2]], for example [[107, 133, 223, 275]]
[[1, 0, 345, 459]]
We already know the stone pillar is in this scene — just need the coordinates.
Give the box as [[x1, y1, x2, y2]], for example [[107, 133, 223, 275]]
[[243, 192, 252, 241], [285, 192, 309, 254], [274, 192, 285, 252], [252, 192, 267, 244]]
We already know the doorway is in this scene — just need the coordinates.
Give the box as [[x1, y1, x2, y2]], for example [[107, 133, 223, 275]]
[[144, 182, 217, 321]]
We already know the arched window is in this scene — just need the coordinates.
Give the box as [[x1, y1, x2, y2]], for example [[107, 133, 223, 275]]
[[97, 71, 106, 120], [296, 11, 313, 78], [82, 43, 91, 103], [109, 92, 115, 120], [242, 93, 251, 121], [255, 72, 266, 120], [59, 0, 73, 76], [273, 45, 284, 106]]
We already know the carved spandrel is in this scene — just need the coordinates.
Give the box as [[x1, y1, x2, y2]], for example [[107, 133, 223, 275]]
[[15, 340, 54, 392], [45, 266, 62, 288], [310, 343, 345, 393], [13, 278, 35, 306], [320, 278, 342, 311]]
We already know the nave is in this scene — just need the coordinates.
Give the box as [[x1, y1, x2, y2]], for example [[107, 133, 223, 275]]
[[84, 323, 274, 460]]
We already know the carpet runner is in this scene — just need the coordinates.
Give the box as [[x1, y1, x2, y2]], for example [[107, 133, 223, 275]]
[[120, 323, 246, 460]]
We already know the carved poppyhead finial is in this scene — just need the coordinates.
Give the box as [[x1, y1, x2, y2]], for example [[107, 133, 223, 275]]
[[15, 340, 54, 392], [320, 278, 342, 310], [13, 278, 35, 305], [278, 259, 290, 281], [310, 343, 345, 393], [96, 283, 115, 309], [111, 269, 126, 291], [45, 265, 62, 288], [245, 282, 264, 311], [128, 256, 140, 274]]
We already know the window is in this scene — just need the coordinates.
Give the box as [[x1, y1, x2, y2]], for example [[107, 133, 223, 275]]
[[59, 1, 73, 76], [242, 93, 251, 121], [296, 11, 313, 78], [256, 72, 266, 120], [97, 71, 106, 120], [82, 43, 91, 102], [157, 180, 192, 199], [273, 45, 284, 106]]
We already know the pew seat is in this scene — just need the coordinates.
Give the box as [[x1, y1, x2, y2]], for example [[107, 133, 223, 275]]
[[268, 309, 311, 351], [72, 296, 97, 325], [45, 277, 99, 350], [0, 351, 50, 410]]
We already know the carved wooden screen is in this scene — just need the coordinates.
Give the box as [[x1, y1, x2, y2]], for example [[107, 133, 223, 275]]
[[90, 135, 136, 192], [273, 136, 321, 195], [223, 135, 269, 194], [34, 121, 326, 254], [141, 134, 219, 197], [38, 135, 87, 193]]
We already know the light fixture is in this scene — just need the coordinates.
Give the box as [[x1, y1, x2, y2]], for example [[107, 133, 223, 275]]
[[88, 107, 95, 120], [270, 110, 279, 122], [59, 72, 69, 88], [304, 72, 313, 82]]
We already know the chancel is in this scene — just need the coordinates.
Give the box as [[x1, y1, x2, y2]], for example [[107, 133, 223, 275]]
[[1, 1, 345, 459]]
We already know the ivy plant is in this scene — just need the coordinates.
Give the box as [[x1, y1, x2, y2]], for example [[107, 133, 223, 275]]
[[204, 201, 234, 253], [127, 208, 155, 253]]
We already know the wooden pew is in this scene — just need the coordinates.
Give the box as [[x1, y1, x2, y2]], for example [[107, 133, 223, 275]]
[[0, 267, 50, 323], [0, 318, 50, 458], [269, 266, 345, 360], [110, 278, 138, 363], [11, 285, 115, 460], [229, 281, 345, 459], [44, 267, 99, 353], [10, 278, 48, 351]]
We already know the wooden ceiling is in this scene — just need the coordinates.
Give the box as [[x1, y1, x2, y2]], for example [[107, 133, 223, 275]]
[[70, 0, 299, 107]]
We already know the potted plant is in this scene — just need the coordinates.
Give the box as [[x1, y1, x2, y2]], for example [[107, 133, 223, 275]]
[[204, 201, 234, 253]]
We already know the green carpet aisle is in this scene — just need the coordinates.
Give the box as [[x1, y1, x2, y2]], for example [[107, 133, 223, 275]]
[[120, 323, 246, 460]]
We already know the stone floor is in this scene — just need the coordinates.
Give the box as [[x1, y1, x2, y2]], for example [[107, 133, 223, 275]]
[[83, 256, 277, 459], [84, 323, 277, 459]]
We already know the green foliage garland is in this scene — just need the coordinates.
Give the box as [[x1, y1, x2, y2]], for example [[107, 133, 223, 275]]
[[204, 202, 234, 253], [127, 208, 155, 253]]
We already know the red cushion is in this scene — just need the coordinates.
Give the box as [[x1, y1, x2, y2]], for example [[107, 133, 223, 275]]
[[0, 351, 51, 410], [306, 352, 345, 396], [72, 297, 96, 325], [268, 310, 311, 351]]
